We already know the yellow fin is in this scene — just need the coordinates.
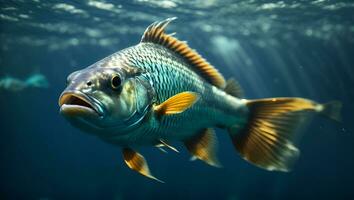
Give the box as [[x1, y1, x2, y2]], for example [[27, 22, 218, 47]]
[[141, 18, 226, 88], [122, 148, 164, 183], [154, 92, 199, 115], [184, 128, 222, 168], [228, 97, 333, 172]]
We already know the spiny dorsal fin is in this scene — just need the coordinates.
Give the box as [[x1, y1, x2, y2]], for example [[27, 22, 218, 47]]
[[122, 148, 164, 183], [224, 78, 243, 98], [141, 17, 226, 88], [184, 128, 222, 168]]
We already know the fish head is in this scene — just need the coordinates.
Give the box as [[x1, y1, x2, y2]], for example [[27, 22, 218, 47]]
[[59, 65, 153, 134]]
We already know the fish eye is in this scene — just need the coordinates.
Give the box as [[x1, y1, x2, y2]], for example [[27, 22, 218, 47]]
[[86, 81, 93, 87], [111, 74, 122, 90]]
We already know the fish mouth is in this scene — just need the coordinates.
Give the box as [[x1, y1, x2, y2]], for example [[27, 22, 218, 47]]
[[59, 91, 104, 117]]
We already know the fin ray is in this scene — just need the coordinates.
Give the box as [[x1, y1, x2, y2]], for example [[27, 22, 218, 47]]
[[122, 148, 164, 183], [184, 128, 222, 167], [154, 91, 199, 116], [224, 78, 243, 98], [157, 139, 179, 153], [141, 18, 226, 88], [228, 97, 329, 172]]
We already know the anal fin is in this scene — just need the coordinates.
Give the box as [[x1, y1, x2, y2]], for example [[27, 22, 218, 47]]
[[184, 128, 222, 167], [122, 148, 164, 183]]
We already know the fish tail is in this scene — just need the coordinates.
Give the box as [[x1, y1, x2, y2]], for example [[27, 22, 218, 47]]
[[320, 101, 342, 122], [228, 97, 342, 172]]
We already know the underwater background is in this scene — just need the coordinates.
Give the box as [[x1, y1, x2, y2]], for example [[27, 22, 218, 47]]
[[1, 0, 354, 199]]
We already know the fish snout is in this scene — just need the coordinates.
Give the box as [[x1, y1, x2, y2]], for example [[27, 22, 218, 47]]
[[59, 91, 104, 117]]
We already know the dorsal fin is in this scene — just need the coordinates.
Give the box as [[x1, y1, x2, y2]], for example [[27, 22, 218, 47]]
[[141, 17, 226, 88], [224, 78, 243, 98]]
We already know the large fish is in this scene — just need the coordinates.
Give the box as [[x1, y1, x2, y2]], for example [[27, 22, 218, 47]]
[[59, 18, 341, 182]]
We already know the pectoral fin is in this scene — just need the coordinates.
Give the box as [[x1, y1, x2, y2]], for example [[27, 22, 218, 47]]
[[184, 128, 222, 167], [154, 92, 199, 116], [122, 148, 164, 183]]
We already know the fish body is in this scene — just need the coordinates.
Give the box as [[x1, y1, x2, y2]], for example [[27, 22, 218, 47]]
[[93, 43, 248, 146], [59, 18, 341, 182]]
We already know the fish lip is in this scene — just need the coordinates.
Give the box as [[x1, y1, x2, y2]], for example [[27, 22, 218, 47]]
[[59, 91, 105, 117]]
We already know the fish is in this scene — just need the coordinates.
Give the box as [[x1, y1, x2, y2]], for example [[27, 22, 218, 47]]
[[0, 76, 27, 91], [25, 73, 49, 88], [0, 72, 49, 92], [58, 18, 342, 182]]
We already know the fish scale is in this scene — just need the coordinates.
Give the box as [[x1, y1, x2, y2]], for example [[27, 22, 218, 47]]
[[110, 42, 243, 141]]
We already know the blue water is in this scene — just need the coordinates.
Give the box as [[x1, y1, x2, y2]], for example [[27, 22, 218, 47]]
[[1, 1, 354, 199]]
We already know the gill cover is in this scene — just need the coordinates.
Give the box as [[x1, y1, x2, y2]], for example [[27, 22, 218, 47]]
[[121, 73, 155, 130]]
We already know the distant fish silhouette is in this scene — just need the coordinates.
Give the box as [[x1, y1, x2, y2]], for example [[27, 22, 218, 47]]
[[25, 73, 49, 88], [0, 73, 49, 92], [0, 76, 27, 91]]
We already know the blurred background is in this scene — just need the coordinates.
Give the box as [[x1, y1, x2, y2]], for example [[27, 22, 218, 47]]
[[0, 0, 353, 199]]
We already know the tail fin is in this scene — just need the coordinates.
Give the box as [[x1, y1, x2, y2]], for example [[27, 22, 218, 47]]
[[320, 101, 342, 122], [229, 97, 342, 172]]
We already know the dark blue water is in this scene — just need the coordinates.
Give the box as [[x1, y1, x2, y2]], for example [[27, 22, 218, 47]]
[[1, 1, 354, 199]]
